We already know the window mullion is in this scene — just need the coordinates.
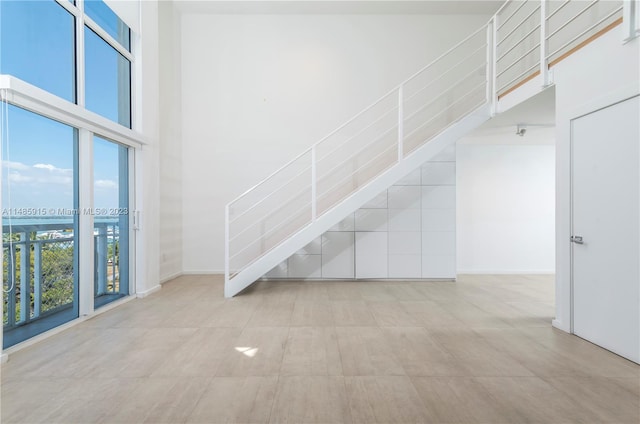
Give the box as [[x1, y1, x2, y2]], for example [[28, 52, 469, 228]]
[[54, 0, 80, 18], [84, 15, 135, 62], [78, 128, 95, 316], [75, 0, 86, 107]]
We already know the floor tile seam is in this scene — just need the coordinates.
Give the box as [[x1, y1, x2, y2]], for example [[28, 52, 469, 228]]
[[139, 375, 215, 424]]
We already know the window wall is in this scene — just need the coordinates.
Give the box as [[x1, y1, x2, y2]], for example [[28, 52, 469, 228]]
[[2, 105, 80, 347], [0, 0, 137, 348]]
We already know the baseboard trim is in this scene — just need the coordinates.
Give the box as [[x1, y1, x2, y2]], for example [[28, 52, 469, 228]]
[[136, 285, 161, 298], [160, 271, 183, 284], [1, 353, 8, 364], [182, 270, 224, 275], [552, 318, 570, 333], [457, 270, 555, 275]]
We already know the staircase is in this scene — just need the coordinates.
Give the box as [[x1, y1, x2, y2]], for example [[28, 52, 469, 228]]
[[224, 0, 627, 297]]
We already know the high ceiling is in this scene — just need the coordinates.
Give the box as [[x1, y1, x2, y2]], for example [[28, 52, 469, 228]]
[[173, 0, 506, 15]]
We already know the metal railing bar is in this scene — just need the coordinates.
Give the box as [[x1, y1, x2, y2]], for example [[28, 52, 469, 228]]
[[228, 202, 317, 278], [316, 105, 398, 164], [230, 115, 397, 234], [497, 4, 542, 47], [404, 25, 488, 85], [316, 143, 398, 205], [229, 201, 312, 263], [229, 182, 312, 243], [229, 88, 397, 210], [546, 5, 623, 58], [403, 65, 486, 125], [497, 23, 541, 62], [405, 98, 487, 156], [230, 120, 396, 243], [2, 236, 76, 249], [403, 43, 487, 105], [315, 26, 487, 150], [545, 0, 600, 41], [497, 0, 530, 31], [498, 62, 540, 93], [318, 119, 398, 174], [545, 0, 573, 22], [403, 84, 487, 142], [38, 237, 75, 244], [495, 0, 516, 18], [228, 146, 312, 207], [496, 43, 540, 78], [312, 90, 399, 154], [229, 162, 312, 223]]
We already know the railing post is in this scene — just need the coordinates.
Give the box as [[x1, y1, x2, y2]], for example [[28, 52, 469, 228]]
[[397, 85, 404, 161], [491, 14, 499, 114], [7, 244, 17, 327], [224, 204, 230, 284], [311, 146, 317, 220], [33, 242, 42, 318], [19, 232, 30, 323], [622, 0, 639, 42], [111, 224, 117, 294], [540, 0, 549, 86], [96, 226, 107, 296], [486, 19, 495, 115]]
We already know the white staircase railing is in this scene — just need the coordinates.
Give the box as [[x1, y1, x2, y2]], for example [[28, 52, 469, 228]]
[[225, 0, 627, 296]]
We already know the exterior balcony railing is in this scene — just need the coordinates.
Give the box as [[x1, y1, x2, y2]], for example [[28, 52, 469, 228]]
[[2, 219, 122, 330]]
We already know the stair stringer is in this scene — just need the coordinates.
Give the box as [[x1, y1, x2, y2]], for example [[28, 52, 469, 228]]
[[225, 103, 492, 297]]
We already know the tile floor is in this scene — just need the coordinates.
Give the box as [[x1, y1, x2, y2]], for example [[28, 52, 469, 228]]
[[1, 274, 638, 423]]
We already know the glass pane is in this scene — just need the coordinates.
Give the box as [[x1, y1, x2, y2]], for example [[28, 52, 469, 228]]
[[84, 0, 130, 51], [93, 136, 129, 309], [2, 105, 79, 349], [85, 26, 132, 128], [0, 0, 76, 102]]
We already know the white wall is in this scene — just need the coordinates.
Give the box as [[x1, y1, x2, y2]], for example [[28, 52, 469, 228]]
[[553, 29, 639, 332], [179, 13, 492, 273], [158, 1, 183, 282], [456, 143, 555, 273], [134, 0, 161, 295]]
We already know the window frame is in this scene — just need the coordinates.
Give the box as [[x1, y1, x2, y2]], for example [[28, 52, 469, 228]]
[[0, 0, 141, 348], [55, 0, 136, 124]]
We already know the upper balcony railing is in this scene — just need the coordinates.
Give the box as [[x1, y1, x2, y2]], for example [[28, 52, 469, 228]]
[[225, 0, 635, 284], [494, 0, 625, 98]]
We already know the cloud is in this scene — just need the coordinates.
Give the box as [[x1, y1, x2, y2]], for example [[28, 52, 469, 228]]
[[95, 179, 117, 189], [2, 160, 29, 171], [3, 162, 73, 186], [8, 171, 34, 183], [33, 163, 72, 174]]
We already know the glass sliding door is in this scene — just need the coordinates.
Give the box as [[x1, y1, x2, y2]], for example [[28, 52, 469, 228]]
[[93, 136, 129, 308], [2, 105, 79, 349]]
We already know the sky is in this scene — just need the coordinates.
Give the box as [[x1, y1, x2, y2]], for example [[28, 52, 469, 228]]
[[0, 0, 131, 216]]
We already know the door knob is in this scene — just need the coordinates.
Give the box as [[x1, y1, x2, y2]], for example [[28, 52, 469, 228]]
[[571, 235, 584, 244]]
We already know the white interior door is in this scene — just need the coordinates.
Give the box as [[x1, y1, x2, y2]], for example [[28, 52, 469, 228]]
[[571, 95, 640, 364]]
